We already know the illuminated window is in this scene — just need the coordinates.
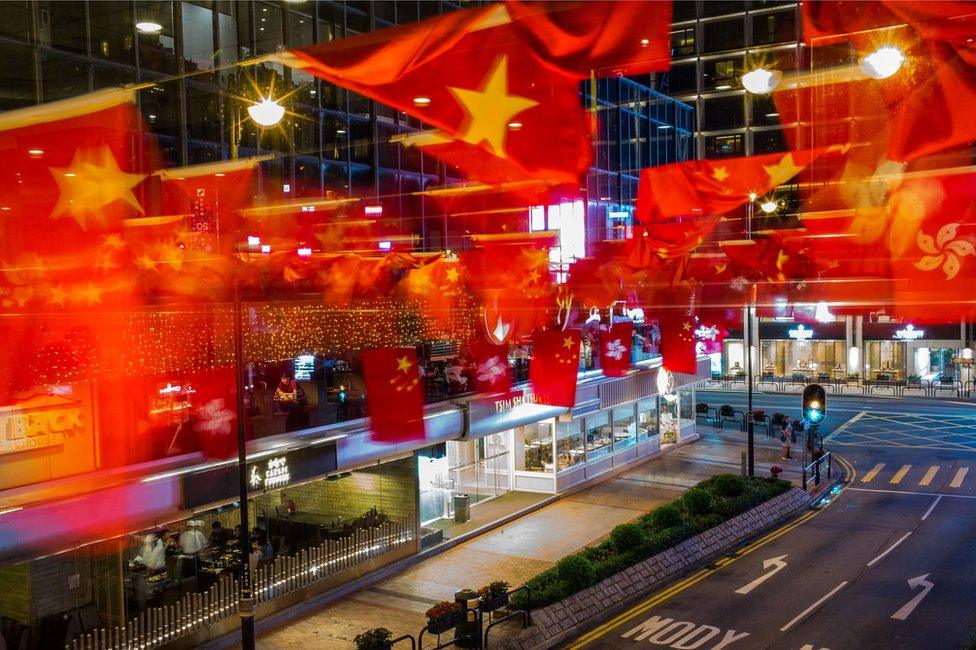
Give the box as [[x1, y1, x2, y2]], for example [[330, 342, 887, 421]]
[[529, 199, 586, 282]]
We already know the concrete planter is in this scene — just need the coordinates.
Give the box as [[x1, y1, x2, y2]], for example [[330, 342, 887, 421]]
[[502, 487, 812, 650]]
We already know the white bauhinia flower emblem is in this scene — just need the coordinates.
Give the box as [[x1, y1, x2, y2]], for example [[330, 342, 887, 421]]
[[476, 356, 506, 385], [730, 276, 749, 291], [605, 338, 626, 361], [914, 222, 975, 280], [197, 398, 235, 436]]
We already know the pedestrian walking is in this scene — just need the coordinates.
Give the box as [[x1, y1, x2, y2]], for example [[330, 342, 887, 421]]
[[781, 420, 793, 459]]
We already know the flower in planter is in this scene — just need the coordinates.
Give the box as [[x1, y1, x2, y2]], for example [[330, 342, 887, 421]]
[[425, 600, 462, 622], [478, 580, 511, 610], [354, 627, 393, 650], [770, 465, 783, 478]]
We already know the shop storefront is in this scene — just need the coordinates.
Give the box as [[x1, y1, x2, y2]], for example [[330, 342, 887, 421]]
[[758, 321, 848, 380], [861, 322, 963, 381]]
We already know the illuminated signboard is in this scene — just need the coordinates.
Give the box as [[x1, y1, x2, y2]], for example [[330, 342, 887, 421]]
[[294, 354, 315, 380], [0, 394, 84, 455], [787, 325, 814, 340], [249, 456, 291, 490], [893, 324, 924, 340]]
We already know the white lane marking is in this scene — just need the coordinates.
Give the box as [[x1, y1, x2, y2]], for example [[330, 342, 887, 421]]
[[950, 467, 969, 488], [848, 486, 976, 499], [861, 463, 885, 483], [919, 466, 939, 487], [867, 532, 912, 567], [734, 555, 789, 595], [824, 410, 867, 441], [921, 495, 943, 521], [780, 582, 848, 632], [891, 574, 935, 621]]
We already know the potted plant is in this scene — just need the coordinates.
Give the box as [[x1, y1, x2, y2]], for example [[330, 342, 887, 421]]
[[354, 627, 393, 650], [425, 600, 462, 635], [770, 465, 783, 478], [478, 580, 511, 611]]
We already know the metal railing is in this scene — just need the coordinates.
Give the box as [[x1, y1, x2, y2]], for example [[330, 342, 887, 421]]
[[705, 375, 972, 399], [802, 451, 833, 490], [67, 518, 415, 650]]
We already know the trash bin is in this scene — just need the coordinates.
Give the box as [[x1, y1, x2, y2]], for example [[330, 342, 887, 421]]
[[454, 588, 481, 649], [453, 494, 470, 523]]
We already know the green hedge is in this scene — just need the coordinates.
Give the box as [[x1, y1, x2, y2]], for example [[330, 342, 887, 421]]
[[510, 475, 790, 611]]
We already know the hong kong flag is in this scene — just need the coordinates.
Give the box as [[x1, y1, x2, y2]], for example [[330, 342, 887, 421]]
[[599, 322, 633, 378], [188, 366, 241, 460], [470, 339, 511, 395], [656, 300, 699, 375], [277, 4, 593, 186], [530, 328, 581, 408], [362, 347, 426, 443]]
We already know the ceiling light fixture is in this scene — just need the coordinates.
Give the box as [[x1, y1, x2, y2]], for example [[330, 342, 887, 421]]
[[741, 68, 782, 94], [247, 96, 285, 127], [135, 21, 163, 34], [859, 45, 905, 79]]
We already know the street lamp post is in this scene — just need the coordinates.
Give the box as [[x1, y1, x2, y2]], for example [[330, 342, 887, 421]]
[[745, 196, 757, 477], [232, 91, 284, 650]]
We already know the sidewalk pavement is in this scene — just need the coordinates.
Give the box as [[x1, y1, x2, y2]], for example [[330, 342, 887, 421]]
[[256, 426, 801, 649]]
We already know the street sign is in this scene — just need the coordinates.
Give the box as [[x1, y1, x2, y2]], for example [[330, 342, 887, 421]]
[[803, 384, 826, 424]]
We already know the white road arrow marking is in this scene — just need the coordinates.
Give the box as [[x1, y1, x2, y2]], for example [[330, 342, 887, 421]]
[[891, 574, 934, 620], [798, 645, 830, 650], [735, 555, 788, 595]]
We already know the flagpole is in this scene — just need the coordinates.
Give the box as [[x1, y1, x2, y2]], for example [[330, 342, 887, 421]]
[[746, 198, 755, 477]]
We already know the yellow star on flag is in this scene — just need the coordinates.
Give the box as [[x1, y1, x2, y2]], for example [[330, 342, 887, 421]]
[[682, 321, 692, 331], [715, 262, 728, 274], [50, 145, 146, 230], [763, 153, 805, 187], [396, 355, 413, 373], [562, 336, 575, 350], [448, 56, 538, 158], [47, 284, 68, 306], [711, 166, 730, 182], [78, 282, 103, 305], [445, 267, 460, 283]]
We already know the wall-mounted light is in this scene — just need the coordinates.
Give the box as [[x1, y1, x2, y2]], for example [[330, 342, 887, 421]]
[[859, 45, 905, 79], [247, 97, 285, 127], [742, 68, 782, 94]]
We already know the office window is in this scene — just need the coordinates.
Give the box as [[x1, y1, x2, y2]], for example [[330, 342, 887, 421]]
[[702, 18, 744, 54], [703, 57, 741, 91], [672, 1, 697, 22], [288, 10, 314, 47], [753, 10, 797, 45], [37, 1, 88, 54], [42, 52, 89, 102], [185, 82, 222, 143], [751, 93, 781, 126], [0, 1, 31, 41], [255, 3, 284, 54], [0, 41, 35, 110], [702, 95, 744, 130], [754, 128, 787, 154], [136, 1, 177, 73], [183, 2, 216, 73], [93, 63, 135, 92], [671, 27, 695, 57], [705, 133, 744, 158], [701, 1, 745, 17], [667, 62, 697, 95]]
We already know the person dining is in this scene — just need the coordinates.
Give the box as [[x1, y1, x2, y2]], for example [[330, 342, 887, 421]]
[[273, 374, 309, 430], [180, 520, 208, 554], [138, 533, 166, 574]]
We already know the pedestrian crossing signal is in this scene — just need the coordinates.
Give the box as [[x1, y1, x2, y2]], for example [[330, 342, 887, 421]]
[[803, 384, 826, 424]]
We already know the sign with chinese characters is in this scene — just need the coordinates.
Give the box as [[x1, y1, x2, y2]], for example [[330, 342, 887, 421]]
[[0, 393, 85, 456], [181, 442, 337, 509], [894, 324, 925, 340], [250, 456, 291, 490], [787, 325, 814, 340]]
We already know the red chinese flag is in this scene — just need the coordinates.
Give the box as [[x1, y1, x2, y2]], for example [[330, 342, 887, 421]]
[[470, 339, 512, 395], [362, 347, 426, 443], [505, 1, 672, 76], [319, 254, 361, 307], [656, 310, 698, 375], [530, 329, 581, 408], [600, 322, 633, 378], [635, 147, 841, 232], [279, 5, 592, 186], [401, 255, 463, 328]]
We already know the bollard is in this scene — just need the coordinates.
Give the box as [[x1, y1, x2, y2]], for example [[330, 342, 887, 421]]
[[740, 450, 747, 477]]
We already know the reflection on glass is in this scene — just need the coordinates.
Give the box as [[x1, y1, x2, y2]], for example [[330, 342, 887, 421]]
[[680, 388, 694, 421], [585, 412, 612, 459], [555, 421, 584, 470], [637, 397, 658, 440], [613, 405, 637, 449], [660, 396, 679, 445]]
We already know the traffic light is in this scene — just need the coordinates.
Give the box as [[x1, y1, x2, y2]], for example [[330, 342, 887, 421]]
[[803, 384, 826, 424]]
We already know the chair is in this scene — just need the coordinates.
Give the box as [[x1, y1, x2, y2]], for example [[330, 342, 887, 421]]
[[719, 405, 745, 431]]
